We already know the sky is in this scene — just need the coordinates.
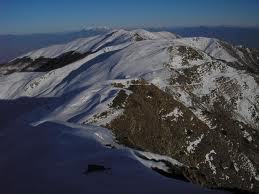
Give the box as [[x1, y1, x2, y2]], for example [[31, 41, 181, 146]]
[[1, 0, 259, 34]]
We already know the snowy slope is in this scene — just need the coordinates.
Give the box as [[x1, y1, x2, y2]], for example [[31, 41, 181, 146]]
[[1, 30, 258, 129], [15, 29, 178, 61], [16, 30, 132, 60], [1, 121, 224, 194], [153, 31, 180, 40], [0, 39, 172, 122], [175, 37, 237, 62]]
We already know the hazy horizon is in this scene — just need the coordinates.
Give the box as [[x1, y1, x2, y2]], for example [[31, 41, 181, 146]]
[[1, 25, 259, 36], [1, 0, 259, 35]]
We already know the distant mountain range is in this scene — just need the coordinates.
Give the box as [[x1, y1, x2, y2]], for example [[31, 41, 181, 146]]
[[0, 26, 259, 64], [148, 26, 259, 49]]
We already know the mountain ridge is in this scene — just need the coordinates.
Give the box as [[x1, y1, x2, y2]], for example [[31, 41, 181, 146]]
[[0, 28, 258, 193]]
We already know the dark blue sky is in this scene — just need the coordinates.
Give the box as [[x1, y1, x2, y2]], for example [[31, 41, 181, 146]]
[[1, 0, 259, 34]]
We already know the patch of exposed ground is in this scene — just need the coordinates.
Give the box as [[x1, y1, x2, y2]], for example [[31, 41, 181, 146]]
[[0, 51, 92, 75]]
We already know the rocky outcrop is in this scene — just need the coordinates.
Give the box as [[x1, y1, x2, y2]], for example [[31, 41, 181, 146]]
[[102, 80, 259, 193], [0, 51, 91, 75]]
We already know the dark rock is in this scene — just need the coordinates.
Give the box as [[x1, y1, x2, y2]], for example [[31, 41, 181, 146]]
[[84, 164, 111, 174]]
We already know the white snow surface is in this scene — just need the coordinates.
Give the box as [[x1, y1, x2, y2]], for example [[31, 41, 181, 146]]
[[162, 107, 183, 121], [205, 150, 217, 175], [186, 134, 204, 154]]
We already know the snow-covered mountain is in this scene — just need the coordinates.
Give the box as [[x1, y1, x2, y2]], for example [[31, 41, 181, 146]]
[[0, 29, 258, 193]]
